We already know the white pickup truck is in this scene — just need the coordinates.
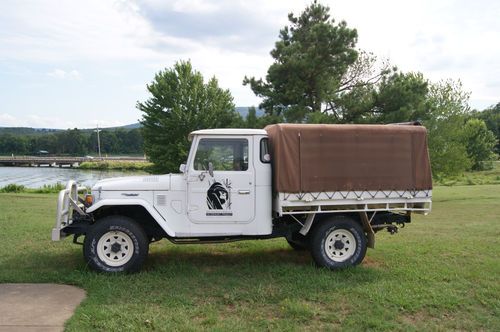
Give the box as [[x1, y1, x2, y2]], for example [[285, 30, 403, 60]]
[[53, 123, 432, 273]]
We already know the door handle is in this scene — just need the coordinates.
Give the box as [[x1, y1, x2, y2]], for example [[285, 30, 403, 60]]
[[238, 190, 250, 195], [188, 175, 201, 182]]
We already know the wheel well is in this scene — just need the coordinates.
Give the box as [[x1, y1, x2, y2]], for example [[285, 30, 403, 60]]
[[307, 213, 363, 233], [313, 213, 362, 226], [92, 205, 168, 240]]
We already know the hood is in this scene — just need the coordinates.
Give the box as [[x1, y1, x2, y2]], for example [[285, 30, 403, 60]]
[[92, 174, 173, 191]]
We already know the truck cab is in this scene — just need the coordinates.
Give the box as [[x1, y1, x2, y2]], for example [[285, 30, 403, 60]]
[[180, 129, 273, 236], [77, 129, 273, 239]]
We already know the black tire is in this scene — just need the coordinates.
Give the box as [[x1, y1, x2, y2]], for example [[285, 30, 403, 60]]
[[287, 239, 308, 251], [310, 216, 367, 269], [83, 215, 149, 273]]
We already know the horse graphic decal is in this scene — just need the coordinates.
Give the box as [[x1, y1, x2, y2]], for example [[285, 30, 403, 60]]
[[206, 181, 229, 210]]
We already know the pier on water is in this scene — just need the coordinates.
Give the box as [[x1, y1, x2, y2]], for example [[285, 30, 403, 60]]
[[0, 156, 147, 168]]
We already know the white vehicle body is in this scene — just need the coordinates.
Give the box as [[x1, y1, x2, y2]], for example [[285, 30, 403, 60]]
[[53, 127, 432, 272], [91, 129, 273, 238]]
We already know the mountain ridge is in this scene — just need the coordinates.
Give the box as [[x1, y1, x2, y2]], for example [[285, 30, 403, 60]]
[[0, 107, 263, 134]]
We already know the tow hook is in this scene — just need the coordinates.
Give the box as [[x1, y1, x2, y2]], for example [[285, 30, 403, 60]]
[[387, 225, 399, 235]]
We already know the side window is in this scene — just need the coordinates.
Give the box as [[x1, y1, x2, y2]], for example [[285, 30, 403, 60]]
[[194, 139, 249, 171], [260, 138, 271, 163]]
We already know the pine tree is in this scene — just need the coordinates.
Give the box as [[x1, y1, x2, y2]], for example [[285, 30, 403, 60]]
[[243, 1, 358, 121]]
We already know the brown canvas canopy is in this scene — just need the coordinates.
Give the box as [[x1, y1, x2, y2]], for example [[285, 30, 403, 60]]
[[265, 124, 432, 193]]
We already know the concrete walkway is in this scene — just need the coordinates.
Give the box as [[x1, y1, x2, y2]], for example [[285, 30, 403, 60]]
[[0, 284, 86, 332]]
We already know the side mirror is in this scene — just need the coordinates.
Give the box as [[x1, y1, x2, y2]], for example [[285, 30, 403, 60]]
[[179, 163, 186, 173], [208, 162, 214, 177]]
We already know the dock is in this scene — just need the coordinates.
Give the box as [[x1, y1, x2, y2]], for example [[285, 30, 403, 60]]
[[0, 156, 147, 167]]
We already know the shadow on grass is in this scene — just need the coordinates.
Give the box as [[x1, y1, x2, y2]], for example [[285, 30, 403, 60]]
[[143, 245, 384, 287], [147, 246, 312, 268], [0, 249, 86, 283], [1, 242, 383, 292], [1, 246, 311, 274]]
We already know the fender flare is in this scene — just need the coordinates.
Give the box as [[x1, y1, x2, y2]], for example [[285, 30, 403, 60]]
[[86, 199, 176, 237]]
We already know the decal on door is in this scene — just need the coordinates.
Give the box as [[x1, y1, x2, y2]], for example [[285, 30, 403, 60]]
[[206, 179, 232, 216]]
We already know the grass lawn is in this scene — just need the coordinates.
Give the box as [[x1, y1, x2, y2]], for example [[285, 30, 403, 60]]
[[0, 185, 499, 331]]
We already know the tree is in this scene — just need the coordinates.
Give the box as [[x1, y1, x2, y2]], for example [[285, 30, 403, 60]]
[[138, 61, 240, 173], [371, 72, 429, 123], [245, 106, 258, 128], [31, 134, 58, 154], [0, 134, 28, 154], [324, 51, 393, 123], [425, 80, 472, 178], [99, 131, 119, 155], [119, 129, 144, 154], [472, 103, 500, 154], [243, 1, 359, 122], [462, 119, 497, 170], [57, 129, 87, 155]]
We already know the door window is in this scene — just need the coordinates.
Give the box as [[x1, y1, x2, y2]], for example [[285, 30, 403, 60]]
[[194, 139, 248, 171]]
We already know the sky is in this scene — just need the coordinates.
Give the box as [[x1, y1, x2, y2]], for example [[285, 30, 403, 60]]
[[0, 0, 498, 129]]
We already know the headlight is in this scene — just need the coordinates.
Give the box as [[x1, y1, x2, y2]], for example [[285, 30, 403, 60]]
[[84, 194, 94, 206]]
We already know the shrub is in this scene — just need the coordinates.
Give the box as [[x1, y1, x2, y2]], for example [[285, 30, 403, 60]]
[[0, 184, 26, 193], [31, 183, 65, 194]]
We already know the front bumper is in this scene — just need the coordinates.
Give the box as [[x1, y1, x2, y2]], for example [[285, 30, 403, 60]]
[[52, 180, 88, 241]]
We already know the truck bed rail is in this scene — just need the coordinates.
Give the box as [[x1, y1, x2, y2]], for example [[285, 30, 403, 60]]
[[274, 189, 432, 216]]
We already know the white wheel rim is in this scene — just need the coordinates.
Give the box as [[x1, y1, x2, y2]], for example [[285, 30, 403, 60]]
[[97, 231, 134, 267], [324, 228, 357, 262]]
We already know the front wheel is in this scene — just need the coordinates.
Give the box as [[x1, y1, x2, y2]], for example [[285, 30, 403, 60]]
[[83, 216, 149, 273], [310, 216, 367, 269]]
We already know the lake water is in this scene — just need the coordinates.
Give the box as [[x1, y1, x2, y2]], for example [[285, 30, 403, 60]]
[[0, 166, 148, 188]]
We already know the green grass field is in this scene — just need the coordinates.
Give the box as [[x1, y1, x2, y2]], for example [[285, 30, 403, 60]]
[[0, 185, 499, 331]]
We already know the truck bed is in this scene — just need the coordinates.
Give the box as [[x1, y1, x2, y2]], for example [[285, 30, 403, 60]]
[[265, 123, 433, 216]]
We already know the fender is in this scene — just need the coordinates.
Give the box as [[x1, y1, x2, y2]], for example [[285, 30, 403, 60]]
[[86, 198, 176, 237]]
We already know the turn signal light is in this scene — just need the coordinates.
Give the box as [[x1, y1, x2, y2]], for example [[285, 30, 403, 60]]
[[85, 194, 94, 206]]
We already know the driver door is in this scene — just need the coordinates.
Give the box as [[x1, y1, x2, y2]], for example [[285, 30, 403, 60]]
[[187, 137, 255, 224]]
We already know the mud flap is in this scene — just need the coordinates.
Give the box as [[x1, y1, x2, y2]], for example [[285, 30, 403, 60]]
[[359, 212, 375, 249]]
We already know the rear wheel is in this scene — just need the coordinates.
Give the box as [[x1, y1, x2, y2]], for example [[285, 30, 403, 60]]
[[83, 216, 148, 273], [310, 216, 367, 269]]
